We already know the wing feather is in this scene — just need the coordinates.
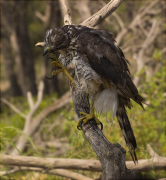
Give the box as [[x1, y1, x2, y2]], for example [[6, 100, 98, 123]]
[[78, 29, 145, 107]]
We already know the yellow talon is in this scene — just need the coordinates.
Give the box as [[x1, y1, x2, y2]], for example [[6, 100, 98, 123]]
[[51, 55, 77, 87], [77, 111, 102, 130], [53, 54, 58, 61], [51, 69, 63, 76]]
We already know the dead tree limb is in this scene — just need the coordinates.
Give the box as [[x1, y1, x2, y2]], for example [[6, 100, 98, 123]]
[[1, 151, 165, 172], [71, 90, 135, 180], [1, 83, 71, 155], [0, 167, 93, 180], [59, 0, 72, 25], [133, 19, 162, 86], [0, 98, 26, 118], [81, 0, 123, 27], [3, 90, 71, 155], [10, 81, 44, 155], [116, 1, 159, 45]]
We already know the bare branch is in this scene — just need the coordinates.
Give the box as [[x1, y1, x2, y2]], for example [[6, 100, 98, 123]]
[[1, 155, 166, 172], [81, 0, 123, 27], [0, 167, 93, 180], [99, 1, 124, 30], [147, 144, 160, 158], [59, 0, 72, 25], [35, 11, 46, 23], [35, 1, 52, 28], [112, 12, 124, 30], [11, 81, 44, 155], [116, 1, 159, 45], [1, 98, 26, 118], [27, 92, 34, 110], [133, 19, 161, 85], [10, 91, 71, 155]]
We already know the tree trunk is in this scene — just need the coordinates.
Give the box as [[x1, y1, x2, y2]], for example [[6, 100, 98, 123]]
[[14, 1, 37, 95], [1, 34, 22, 96]]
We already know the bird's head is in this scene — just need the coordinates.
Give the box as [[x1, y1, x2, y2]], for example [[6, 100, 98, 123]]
[[43, 28, 70, 56]]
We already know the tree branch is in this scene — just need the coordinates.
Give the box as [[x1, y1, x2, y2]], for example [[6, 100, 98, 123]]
[[35, 1, 52, 28], [1, 98, 26, 118], [59, 0, 72, 25], [116, 1, 159, 45], [81, 0, 123, 27], [1, 154, 165, 173], [10, 90, 71, 155], [133, 19, 161, 85], [0, 167, 93, 180], [11, 81, 44, 155], [27, 91, 34, 110]]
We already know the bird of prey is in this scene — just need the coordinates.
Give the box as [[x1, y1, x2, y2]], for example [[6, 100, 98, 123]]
[[43, 25, 145, 163]]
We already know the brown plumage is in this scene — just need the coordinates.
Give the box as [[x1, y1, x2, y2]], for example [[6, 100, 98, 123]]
[[44, 25, 145, 163]]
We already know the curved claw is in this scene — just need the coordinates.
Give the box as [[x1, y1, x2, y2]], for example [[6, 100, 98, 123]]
[[80, 120, 84, 129], [45, 75, 55, 80], [77, 126, 82, 130], [48, 57, 55, 61], [100, 122, 103, 131]]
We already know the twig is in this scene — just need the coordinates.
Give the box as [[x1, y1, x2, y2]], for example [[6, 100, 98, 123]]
[[0, 167, 93, 180], [1, 154, 166, 172], [1, 98, 26, 118]]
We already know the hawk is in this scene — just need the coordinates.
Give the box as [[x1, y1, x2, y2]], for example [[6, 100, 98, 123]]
[[43, 25, 145, 163]]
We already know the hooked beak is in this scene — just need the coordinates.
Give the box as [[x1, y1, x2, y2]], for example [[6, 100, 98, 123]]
[[43, 46, 50, 56]]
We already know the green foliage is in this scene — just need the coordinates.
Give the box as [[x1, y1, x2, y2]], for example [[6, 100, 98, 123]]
[[152, 49, 163, 61]]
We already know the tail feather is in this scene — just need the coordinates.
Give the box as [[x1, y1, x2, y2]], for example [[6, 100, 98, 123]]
[[134, 94, 146, 110], [116, 98, 138, 164]]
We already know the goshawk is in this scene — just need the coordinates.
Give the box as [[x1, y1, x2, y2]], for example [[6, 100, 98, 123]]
[[43, 25, 145, 163]]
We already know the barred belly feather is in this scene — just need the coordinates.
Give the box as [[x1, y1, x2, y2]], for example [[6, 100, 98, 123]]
[[59, 51, 118, 118]]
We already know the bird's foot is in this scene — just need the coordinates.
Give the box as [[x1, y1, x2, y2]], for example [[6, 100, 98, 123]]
[[50, 55, 77, 87], [77, 112, 103, 130]]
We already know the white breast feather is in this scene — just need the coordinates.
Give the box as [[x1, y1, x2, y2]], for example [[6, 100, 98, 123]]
[[94, 88, 118, 118]]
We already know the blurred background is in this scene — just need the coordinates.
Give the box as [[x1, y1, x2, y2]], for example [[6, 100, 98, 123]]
[[1, 0, 165, 179]]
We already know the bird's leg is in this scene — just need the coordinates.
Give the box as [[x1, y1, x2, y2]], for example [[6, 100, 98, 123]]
[[77, 102, 103, 130], [51, 54, 77, 87]]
